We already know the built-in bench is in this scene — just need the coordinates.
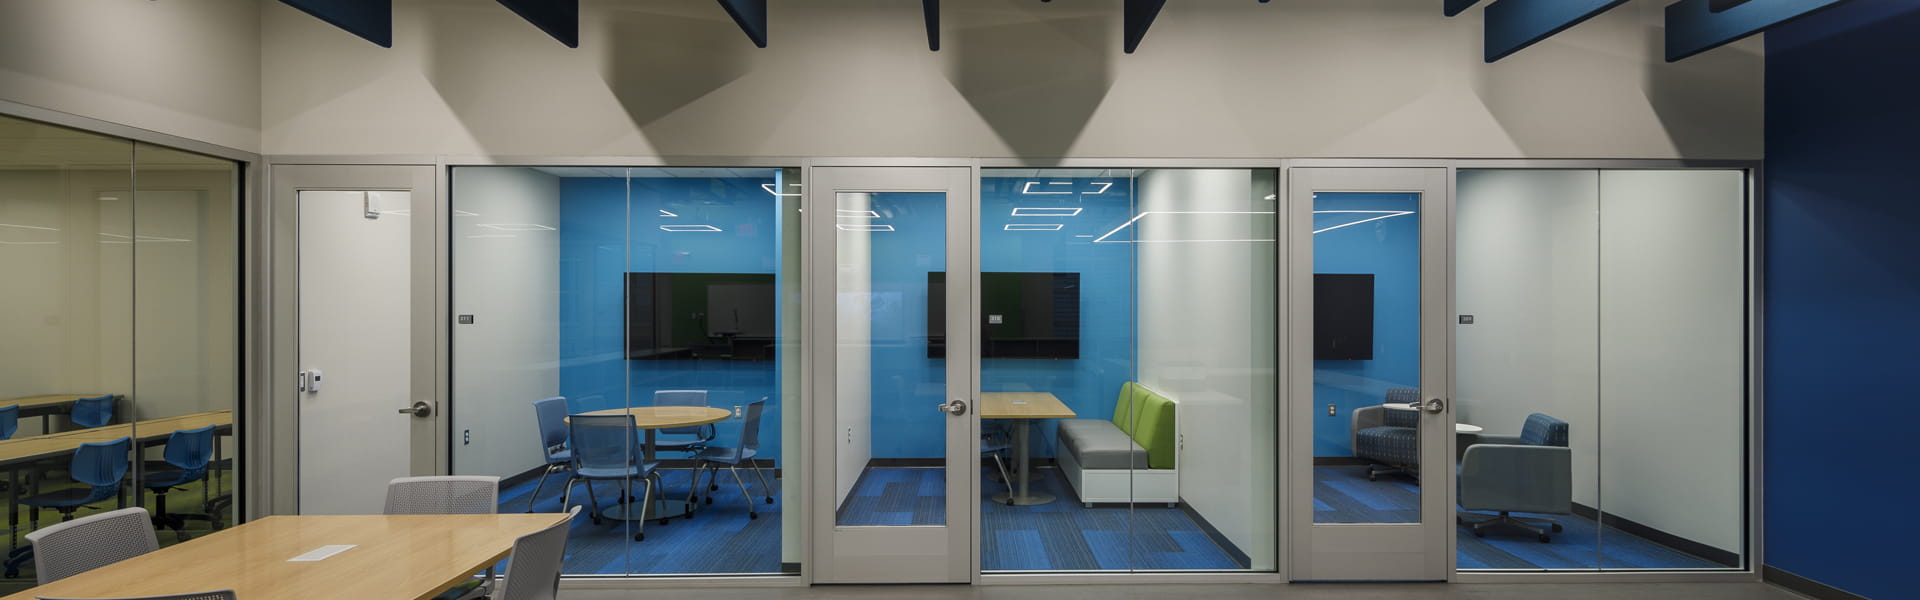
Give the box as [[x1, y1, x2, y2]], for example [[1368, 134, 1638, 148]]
[[1055, 382, 1178, 507]]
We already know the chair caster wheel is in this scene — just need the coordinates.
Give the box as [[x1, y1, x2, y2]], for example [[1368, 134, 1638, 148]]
[[658, 518, 669, 526], [176, 532, 191, 542], [4, 569, 16, 579], [1551, 523, 1563, 532], [1473, 529, 1485, 538], [749, 512, 758, 520], [1367, 472, 1377, 482], [1538, 534, 1551, 543], [634, 533, 645, 542], [765, 497, 774, 504], [709, 484, 719, 491], [590, 516, 602, 525], [704, 496, 713, 505]]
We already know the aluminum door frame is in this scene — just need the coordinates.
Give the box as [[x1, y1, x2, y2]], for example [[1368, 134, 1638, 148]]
[[1286, 166, 1452, 581], [268, 164, 443, 515], [805, 166, 977, 583]]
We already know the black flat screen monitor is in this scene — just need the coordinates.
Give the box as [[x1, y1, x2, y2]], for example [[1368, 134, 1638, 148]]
[[927, 272, 1080, 359], [1314, 273, 1374, 360], [626, 272, 776, 361]]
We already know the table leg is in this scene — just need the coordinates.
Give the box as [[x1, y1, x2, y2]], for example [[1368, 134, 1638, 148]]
[[8, 466, 17, 553]]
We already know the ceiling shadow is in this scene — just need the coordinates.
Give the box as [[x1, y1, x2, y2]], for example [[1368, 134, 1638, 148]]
[[601, 8, 755, 132], [1642, 28, 1764, 159], [943, 12, 1116, 159]]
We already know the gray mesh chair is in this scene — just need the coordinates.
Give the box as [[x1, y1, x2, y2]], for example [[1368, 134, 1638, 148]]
[[384, 475, 500, 515], [38, 592, 234, 600], [651, 390, 715, 454], [494, 506, 579, 600], [24, 507, 159, 585]]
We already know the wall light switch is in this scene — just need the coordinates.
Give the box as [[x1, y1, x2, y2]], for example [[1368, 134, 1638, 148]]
[[1458, 315, 1475, 325], [1327, 404, 1336, 416], [733, 405, 743, 419]]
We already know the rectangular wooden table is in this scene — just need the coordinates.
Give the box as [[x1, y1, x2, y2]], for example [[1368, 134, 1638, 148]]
[[979, 392, 1076, 506], [0, 394, 111, 434], [1, 514, 570, 600]]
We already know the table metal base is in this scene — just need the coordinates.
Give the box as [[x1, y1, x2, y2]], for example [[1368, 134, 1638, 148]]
[[991, 490, 1057, 506], [596, 497, 695, 521]]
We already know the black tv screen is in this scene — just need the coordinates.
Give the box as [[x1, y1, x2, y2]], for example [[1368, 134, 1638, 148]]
[[625, 272, 776, 361], [927, 272, 1081, 359], [1314, 273, 1374, 360]]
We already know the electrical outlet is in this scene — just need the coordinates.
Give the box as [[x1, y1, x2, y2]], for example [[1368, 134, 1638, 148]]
[[733, 405, 743, 419], [1327, 404, 1336, 417], [462, 429, 471, 445]]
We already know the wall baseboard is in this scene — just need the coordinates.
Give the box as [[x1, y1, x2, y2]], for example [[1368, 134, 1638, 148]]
[[1569, 502, 1739, 568], [1763, 566, 1870, 600]]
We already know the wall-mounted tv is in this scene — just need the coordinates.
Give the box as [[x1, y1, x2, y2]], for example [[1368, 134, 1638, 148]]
[[626, 272, 776, 361], [927, 272, 1081, 359], [1314, 273, 1374, 360]]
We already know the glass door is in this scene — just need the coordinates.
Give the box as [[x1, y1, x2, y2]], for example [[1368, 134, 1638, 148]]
[[1287, 167, 1451, 580], [807, 167, 974, 583]]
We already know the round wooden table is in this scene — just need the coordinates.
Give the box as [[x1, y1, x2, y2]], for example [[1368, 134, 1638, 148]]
[[566, 406, 732, 522]]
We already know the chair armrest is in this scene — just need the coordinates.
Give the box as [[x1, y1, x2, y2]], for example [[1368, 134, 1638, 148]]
[[1351, 406, 1387, 453], [1473, 434, 1526, 446], [1458, 444, 1572, 514]]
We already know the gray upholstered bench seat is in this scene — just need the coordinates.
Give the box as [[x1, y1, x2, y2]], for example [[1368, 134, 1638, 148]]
[[1056, 419, 1148, 470]]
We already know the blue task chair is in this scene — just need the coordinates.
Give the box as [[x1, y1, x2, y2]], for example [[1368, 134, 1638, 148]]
[[524, 396, 572, 513], [144, 426, 218, 541], [69, 395, 114, 429], [981, 424, 1016, 495], [650, 390, 715, 456], [3, 437, 133, 578], [0, 404, 18, 440], [686, 399, 774, 519], [564, 414, 665, 541]]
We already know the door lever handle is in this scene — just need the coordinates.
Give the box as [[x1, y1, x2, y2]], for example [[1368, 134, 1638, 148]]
[[936, 399, 968, 416], [398, 401, 433, 417], [1420, 398, 1446, 414]]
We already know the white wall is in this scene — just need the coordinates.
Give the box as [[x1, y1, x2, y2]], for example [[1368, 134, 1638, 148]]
[[1135, 169, 1278, 569], [0, 0, 262, 153], [450, 167, 562, 479], [834, 192, 873, 508], [261, 0, 1763, 160]]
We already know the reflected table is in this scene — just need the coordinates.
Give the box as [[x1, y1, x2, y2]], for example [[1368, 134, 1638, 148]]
[[0, 410, 233, 555], [569, 406, 732, 521], [0, 393, 116, 434], [980, 392, 1077, 506]]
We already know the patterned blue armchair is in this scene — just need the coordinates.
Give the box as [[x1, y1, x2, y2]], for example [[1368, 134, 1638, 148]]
[[1458, 413, 1572, 542], [1351, 387, 1422, 480]]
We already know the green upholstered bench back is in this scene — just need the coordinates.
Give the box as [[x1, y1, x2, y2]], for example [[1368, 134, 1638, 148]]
[[1110, 382, 1177, 470]]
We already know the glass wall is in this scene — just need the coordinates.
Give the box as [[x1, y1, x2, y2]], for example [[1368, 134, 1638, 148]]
[[976, 168, 1277, 572], [450, 166, 801, 576], [1453, 168, 1746, 570], [0, 114, 240, 593]]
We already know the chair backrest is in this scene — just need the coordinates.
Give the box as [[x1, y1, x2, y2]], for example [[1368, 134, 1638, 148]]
[[24, 507, 159, 585], [496, 506, 579, 600], [532, 396, 569, 457], [38, 592, 235, 600], [653, 390, 709, 436], [1520, 413, 1570, 447], [568, 414, 639, 471], [162, 425, 218, 472], [70, 394, 114, 428], [738, 398, 768, 451], [384, 476, 500, 515], [0, 404, 17, 440], [72, 437, 132, 488], [1382, 387, 1421, 428]]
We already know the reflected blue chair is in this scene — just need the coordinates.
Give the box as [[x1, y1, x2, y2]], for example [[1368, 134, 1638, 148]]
[[21, 437, 133, 524], [144, 426, 218, 541], [525, 396, 572, 513], [564, 414, 663, 541], [0, 405, 18, 440], [687, 399, 773, 520], [651, 390, 715, 456], [69, 395, 114, 429]]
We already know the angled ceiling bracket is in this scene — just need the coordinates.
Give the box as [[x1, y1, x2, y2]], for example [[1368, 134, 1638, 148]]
[[1666, 0, 1853, 62], [496, 0, 579, 48], [924, 0, 939, 51], [1122, 0, 1167, 54], [279, 0, 393, 48], [715, 0, 769, 48], [1482, 0, 1629, 62], [1444, 0, 1483, 17]]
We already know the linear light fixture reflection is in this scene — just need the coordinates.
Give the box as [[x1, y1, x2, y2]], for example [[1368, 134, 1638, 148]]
[[1020, 181, 1112, 195], [1092, 211, 1276, 243], [1311, 210, 1415, 234], [658, 209, 679, 217], [762, 183, 803, 197], [1004, 224, 1064, 231], [835, 224, 894, 232], [0, 223, 59, 231], [660, 224, 722, 232], [837, 209, 881, 218], [1011, 207, 1082, 217], [478, 223, 557, 231]]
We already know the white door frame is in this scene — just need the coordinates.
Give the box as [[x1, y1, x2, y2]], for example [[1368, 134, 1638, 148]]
[[268, 164, 444, 515], [805, 166, 977, 583], [1286, 166, 1453, 581]]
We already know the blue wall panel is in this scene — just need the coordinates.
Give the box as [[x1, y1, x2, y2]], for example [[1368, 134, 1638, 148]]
[[1764, 2, 1920, 597], [1310, 193, 1421, 457]]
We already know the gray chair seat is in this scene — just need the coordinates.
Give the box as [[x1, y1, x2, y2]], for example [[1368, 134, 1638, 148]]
[[1056, 419, 1148, 470]]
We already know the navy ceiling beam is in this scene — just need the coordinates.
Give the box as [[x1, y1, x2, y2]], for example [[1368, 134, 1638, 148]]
[[1708, 0, 1756, 11], [279, 0, 392, 48], [924, 0, 939, 51], [1482, 0, 1629, 62], [1444, 0, 1482, 17], [1666, 0, 1852, 61], [1122, 0, 1167, 54], [716, 0, 769, 48], [496, 0, 579, 48]]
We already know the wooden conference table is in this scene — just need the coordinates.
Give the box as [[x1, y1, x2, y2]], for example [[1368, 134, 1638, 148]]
[[0, 410, 235, 551], [0, 393, 113, 433], [0, 513, 569, 600], [567, 405, 732, 521], [980, 392, 1076, 506]]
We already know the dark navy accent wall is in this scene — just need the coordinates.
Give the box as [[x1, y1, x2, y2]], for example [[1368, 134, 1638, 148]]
[[1311, 193, 1421, 457], [558, 176, 786, 460], [1765, 2, 1920, 598]]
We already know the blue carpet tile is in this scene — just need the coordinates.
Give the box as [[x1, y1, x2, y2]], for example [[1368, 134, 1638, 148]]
[[1313, 465, 1723, 570], [972, 467, 1244, 571], [501, 466, 784, 575]]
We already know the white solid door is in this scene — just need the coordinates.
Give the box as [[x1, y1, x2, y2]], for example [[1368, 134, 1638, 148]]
[[1287, 167, 1453, 580]]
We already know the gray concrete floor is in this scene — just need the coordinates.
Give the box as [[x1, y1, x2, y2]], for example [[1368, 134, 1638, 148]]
[[563, 582, 1804, 600]]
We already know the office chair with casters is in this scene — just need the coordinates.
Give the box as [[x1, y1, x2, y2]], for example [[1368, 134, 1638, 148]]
[[19, 507, 157, 585], [37, 592, 236, 600], [981, 426, 1016, 500], [3, 437, 135, 578], [686, 399, 774, 519], [385, 475, 501, 515], [143, 426, 218, 541], [1458, 413, 1572, 542], [526, 396, 572, 513], [0, 404, 17, 440], [69, 395, 114, 429], [565, 414, 664, 541], [651, 390, 716, 455], [495, 506, 580, 600]]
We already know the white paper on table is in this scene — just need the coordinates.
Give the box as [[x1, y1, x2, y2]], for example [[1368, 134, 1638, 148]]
[[287, 544, 357, 562]]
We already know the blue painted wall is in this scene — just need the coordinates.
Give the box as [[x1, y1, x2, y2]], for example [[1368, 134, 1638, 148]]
[[558, 176, 787, 461], [867, 178, 1138, 458], [1764, 2, 1920, 598], [1310, 193, 1421, 457]]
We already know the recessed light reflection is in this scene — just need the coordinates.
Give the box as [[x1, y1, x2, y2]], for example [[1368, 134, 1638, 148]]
[[1004, 224, 1064, 231], [660, 224, 722, 232]]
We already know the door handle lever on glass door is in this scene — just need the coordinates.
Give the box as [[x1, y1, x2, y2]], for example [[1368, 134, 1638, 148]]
[[397, 401, 433, 417], [936, 399, 968, 416], [1421, 398, 1446, 414]]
